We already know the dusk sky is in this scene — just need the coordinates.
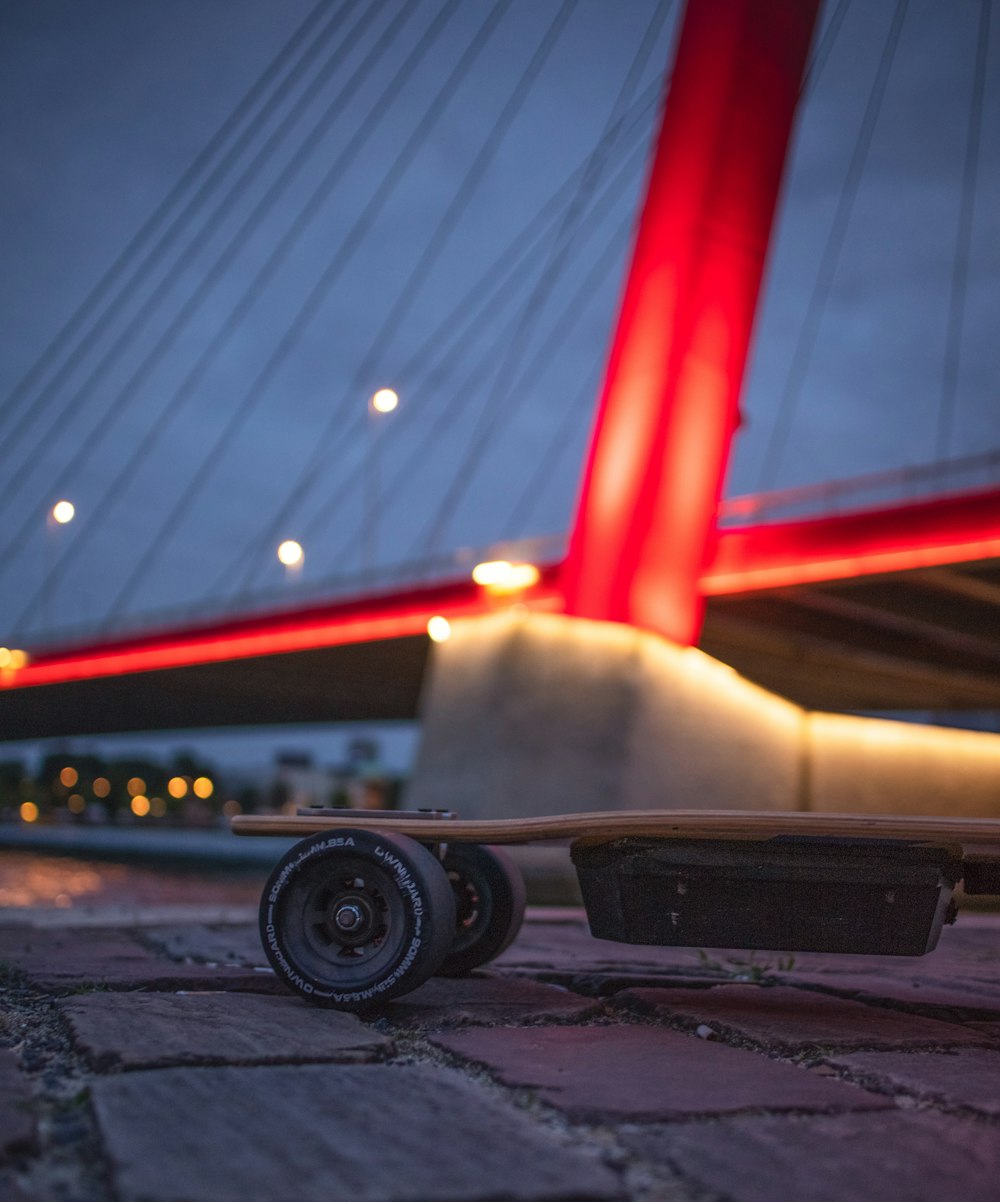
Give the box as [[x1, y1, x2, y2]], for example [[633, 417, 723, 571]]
[[1, 0, 997, 768]]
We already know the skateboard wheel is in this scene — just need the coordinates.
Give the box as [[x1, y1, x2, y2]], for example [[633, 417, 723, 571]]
[[259, 829, 456, 1011], [438, 844, 526, 977]]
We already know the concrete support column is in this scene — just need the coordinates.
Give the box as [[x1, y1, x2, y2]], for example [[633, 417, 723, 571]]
[[406, 613, 1000, 820], [406, 612, 805, 817]]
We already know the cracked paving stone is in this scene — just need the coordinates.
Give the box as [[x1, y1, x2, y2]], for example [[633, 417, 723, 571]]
[[826, 1047, 1000, 1115], [776, 972, 1000, 1017], [0, 926, 277, 993], [0, 1049, 36, 1156], [58, 991, 392, 1070], [381, 974, 604, 1026], [91, 1063, 623, 1202], [622, 1110, 1000, 1202], [431, 1024, 893, 1120], [140, 923, 266, 967], [494, 919, 717, 978], [613, 985, 986, 1050]]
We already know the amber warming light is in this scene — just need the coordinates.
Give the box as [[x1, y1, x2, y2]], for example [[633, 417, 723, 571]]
[[427, 616, 451, 642], [472, 560, 540, 595]]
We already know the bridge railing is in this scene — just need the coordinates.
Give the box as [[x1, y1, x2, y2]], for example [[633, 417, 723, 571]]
[[719, 449, 1000, 525], [25, 533, 567, 653]]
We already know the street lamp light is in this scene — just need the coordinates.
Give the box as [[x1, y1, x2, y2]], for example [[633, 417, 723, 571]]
[[364, 388, 399, 577], [472, 560, 541, 595], [44, 498, 76, 631], [370, 388, 399, 414], [427, 615, 451, 642], [277, 539, 304, 581]]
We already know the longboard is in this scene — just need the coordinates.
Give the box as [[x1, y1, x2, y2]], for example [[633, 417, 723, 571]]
[[239, 808, 1000, 1011], [232, 808, 1000, 857]]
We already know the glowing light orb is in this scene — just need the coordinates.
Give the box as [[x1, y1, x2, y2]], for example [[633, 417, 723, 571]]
[[370, 388, 398, 414], [277, 540, 304, 567], [427, 616, 451, 643]]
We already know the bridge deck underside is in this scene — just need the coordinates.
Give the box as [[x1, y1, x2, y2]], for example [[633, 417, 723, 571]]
[[1, 559, 997, 741], [0, 637, 430, 741], [702, 558, 1000, 712]]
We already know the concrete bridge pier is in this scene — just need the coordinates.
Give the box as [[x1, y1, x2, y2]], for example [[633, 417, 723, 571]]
[[405, 611, 1000, 819]]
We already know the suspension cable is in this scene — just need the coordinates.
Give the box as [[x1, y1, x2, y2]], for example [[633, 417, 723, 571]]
[[11, 0, 514, 635], [0, 0, 355, 457], [415, 0, 676, 555], [0, 0, 416, 586], [800, 0, 854, 98], [936, 0, 991, 458], [285, 151, 644, 585], [0, 0, 388, 533], [102, 0, 578, 622], [220, 84, 660, 601], [378, 212, 634, 570], [755, 0, 909, 490], [0, 0, 333, 437]]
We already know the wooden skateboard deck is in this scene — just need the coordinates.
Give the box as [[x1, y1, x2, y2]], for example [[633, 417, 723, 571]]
[[232, 808, 1000, 858]]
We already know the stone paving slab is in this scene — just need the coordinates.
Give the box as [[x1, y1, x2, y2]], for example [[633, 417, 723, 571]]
[[0, 926, 281, 993], [494, 920, 713, 977], [91, 1063, 623, 1202], [497, 913, 1000, 992], [381, 975, 605, 1027], [431, 1025, 892, 1121], [58, 991, 392, 1071], [0, 904, 258, 930], [622, 1110, 1000, 1202], [826, 1047, 1000, 1115], [781, 971, 1000, 1017], [613, 984, 985, 1051], [0, 1048, 35, 1157], [0, 1170, 38, 1202], [140, 922, 266, 967], [782, 920, 1000, 981]]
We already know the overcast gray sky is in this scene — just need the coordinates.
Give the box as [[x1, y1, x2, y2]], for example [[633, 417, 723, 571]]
[[0, 0, 997, 767]]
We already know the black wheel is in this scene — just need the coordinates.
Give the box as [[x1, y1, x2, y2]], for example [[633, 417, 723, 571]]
[[259, 829, 456, 1011], [437, 843, 526, 977]]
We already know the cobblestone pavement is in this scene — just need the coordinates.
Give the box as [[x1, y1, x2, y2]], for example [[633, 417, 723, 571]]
[[1, 902, 999, 1202]]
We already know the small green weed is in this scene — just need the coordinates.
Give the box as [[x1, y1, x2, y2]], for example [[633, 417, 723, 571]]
[[695, 949, 795, 982]]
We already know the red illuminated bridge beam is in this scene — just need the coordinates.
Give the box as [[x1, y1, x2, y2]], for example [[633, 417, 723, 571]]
[[1, 569, 565, 691], [702, 487, 1000, 596], [2, 489, 998, 694]]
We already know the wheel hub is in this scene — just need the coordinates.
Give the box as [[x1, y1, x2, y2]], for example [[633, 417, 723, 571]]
[[325, 891, 377, 947], [334, 903, 364, 931]]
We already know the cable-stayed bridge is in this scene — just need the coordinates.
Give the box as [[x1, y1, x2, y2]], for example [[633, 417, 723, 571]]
[[1, 0, 997, 741]]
